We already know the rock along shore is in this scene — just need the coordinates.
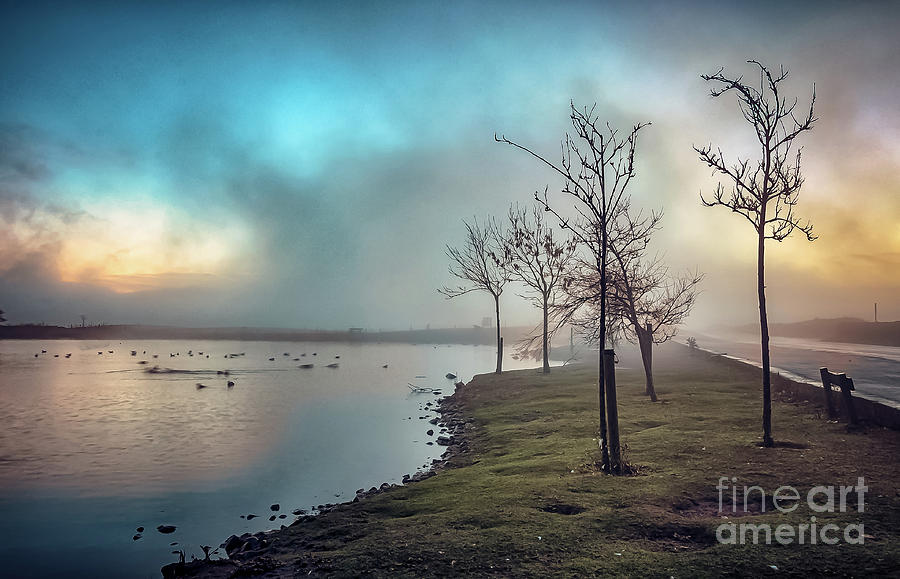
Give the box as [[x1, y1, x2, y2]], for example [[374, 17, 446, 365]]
[[161, 380, 476, 578]]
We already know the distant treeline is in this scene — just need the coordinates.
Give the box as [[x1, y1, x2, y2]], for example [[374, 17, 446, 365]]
[[748, 318, 900, 347], [0, 324, 535, 346]]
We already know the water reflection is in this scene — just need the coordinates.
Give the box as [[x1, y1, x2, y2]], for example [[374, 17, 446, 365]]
[[0, 339, 547, 576]]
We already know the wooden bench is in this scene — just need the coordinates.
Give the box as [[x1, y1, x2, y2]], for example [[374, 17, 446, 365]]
[[819, 367, 858, 426]]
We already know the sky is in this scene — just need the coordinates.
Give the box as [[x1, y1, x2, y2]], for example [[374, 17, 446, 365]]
[[1, 0, 898, 330]]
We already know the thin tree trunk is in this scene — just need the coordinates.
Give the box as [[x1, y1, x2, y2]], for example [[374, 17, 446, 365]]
[[638, 325, 657, 402], [495, 293, 503, 374], [603, 348, 622, 474], [542, 297, 550, 374], [758, 226, 774, 447], [597, 249, 610, 472]]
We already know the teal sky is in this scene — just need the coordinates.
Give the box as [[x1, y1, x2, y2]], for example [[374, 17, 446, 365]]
[[2, 1, 899, 328]]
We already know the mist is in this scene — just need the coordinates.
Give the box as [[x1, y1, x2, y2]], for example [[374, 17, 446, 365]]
[[2, 1, 898, 330]]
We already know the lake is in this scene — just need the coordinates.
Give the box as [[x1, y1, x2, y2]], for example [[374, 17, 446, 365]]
[[0, 339, 549, 577]]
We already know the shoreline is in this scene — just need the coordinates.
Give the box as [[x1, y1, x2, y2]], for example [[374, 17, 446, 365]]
[[159, 344, 900, 577], [162, 379, 479, 578], [2, 338, 529, 577]]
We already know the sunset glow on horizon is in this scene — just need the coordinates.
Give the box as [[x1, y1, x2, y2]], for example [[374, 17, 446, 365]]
[[2, 1, 898, 328]]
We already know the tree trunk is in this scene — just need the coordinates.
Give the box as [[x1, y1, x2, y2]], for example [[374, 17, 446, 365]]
[[542, 297, 550, 374], [638, 324, 657, 402], [597, 248, 610, 472], [757, 226, 774, 447], [603, 349, 622, 474], [495, 293, 503, 374]]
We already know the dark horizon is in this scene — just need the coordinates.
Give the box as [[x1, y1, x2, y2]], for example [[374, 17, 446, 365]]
[[3, 316, 899, 350]]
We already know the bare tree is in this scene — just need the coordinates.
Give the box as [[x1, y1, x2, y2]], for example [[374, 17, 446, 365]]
[[504, 202, 578, 373], [607, 205, 703, 401], [497, 102, 649, 473], [694, 60, 817, 447], [440, 216, 512, 374], [569, 300, 626, 351]]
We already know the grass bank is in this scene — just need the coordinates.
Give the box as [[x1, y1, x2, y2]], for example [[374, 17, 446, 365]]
[[184, 343, 900, 577]]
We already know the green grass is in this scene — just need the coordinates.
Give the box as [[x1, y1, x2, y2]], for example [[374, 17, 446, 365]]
[[193, 344, 900, 577]]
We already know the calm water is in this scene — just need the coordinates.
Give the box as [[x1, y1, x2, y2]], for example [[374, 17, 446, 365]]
[[0, 339, 546, 577]]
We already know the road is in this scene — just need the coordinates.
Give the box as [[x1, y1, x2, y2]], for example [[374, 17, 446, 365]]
[[688, 331, 900, 407]]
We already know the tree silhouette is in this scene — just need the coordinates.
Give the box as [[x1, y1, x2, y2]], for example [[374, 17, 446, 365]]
[[497, 102, 650, 473], [607, 205, 703, 401], [0, 309, 6, 324], [567, 299, 626, 351], [503, 202, 578, 373], [440, 216, 512, 374], [694, 60, 817, 447]]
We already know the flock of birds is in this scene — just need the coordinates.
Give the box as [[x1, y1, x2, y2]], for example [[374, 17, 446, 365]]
[[28, 344, 463, 551], [190, 351, 354, 389], [29, 346, 405, 391]]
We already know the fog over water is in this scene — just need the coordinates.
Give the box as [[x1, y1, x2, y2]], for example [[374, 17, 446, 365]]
[[1, 4, 898, 578], [0, 339, 553, 577]]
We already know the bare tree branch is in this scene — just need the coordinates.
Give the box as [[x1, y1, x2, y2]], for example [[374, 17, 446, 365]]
[[694, 60, 818, 447], [503, 202, 578, 372], [439, 216, 512, 373], [497, 101, 650, 474]]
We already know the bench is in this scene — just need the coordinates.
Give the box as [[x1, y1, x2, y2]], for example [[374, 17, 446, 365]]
[[819, 367, 858, 426]]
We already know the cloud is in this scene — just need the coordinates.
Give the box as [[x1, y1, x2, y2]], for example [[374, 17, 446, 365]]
[[2, 2, 900, 328]]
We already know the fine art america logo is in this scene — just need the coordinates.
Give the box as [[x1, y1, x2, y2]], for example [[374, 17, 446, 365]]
[[715, 477, 867, 545]]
